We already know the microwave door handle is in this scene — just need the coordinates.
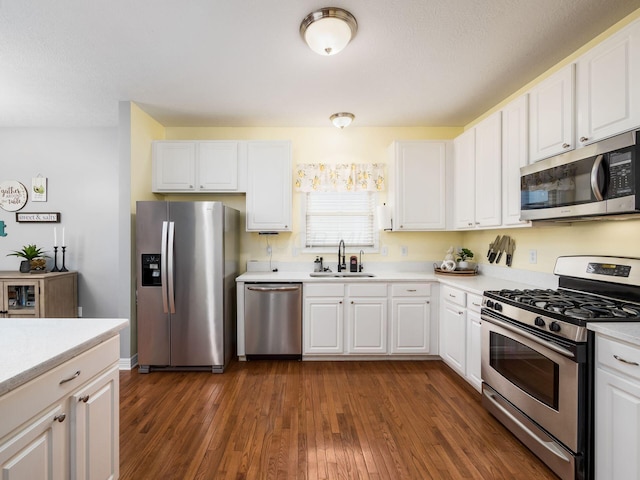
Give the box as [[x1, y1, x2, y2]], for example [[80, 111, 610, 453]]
[[590, 154, 605, 201], [160, 221, 169, 314]]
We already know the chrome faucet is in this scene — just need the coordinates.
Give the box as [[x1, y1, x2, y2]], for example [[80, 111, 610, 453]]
[[338, 239, 346, 272], [359, 249, 364, 272]]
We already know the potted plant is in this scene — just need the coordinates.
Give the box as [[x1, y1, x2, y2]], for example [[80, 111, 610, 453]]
[[457, 248, 477, 271], [7, 244, 49, 273]]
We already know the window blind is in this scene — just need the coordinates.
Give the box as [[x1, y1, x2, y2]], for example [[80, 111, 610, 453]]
[[305, 191, 375, 247]]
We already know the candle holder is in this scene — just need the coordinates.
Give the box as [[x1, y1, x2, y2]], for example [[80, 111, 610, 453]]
[[51, 246, 60, 272], [60, 246, 68, 272]]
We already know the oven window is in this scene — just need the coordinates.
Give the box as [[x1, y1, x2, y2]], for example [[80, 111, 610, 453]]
[[489, 332, 559, 409]]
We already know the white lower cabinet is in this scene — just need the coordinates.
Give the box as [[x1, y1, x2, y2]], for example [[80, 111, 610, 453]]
[[439, 284, 482, 392], [595, 334, 640, 479], [0, 336, 120, 480], [303, 281, 434, 357]]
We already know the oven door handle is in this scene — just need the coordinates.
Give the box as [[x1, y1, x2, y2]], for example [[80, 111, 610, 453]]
[[483, 388, 572, 463], [481, 314, 575, 359]]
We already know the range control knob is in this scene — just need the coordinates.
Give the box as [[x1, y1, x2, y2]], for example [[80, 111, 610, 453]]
[[486, 300, 494, 308], [494, 303, 503, 312], [549, 322, 561, 332], [534, 317, 546, 327]]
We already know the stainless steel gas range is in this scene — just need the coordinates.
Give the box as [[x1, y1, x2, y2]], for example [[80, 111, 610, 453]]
[[481, 256, 640, 480]]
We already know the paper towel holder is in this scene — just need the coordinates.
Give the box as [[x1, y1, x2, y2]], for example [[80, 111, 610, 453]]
[[376, 203, 393, 231]]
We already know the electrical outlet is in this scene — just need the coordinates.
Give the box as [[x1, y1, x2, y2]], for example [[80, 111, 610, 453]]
[[401, 246, 408, 257], [292, 247, 299, 257], [78, 306, 83, 317], [381, 246, 388, 256], [266, 245, 272, 256], [529, 249, 537, 264]]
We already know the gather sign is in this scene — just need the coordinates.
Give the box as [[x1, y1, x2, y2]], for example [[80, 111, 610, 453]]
[[0, 181, 28, 212]]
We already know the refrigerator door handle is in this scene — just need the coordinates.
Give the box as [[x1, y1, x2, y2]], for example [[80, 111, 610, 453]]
[[167, 221, 176, 313], [161, 221, 169, 314]]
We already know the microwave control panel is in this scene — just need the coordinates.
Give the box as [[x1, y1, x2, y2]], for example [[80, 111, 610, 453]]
[[608, 150, 634, 198]]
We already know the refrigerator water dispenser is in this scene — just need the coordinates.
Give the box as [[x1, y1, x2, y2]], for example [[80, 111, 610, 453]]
[[141, 254, 162, 286]]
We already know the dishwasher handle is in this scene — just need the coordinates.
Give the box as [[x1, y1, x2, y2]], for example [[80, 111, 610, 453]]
[[247, 285, 300, 293]]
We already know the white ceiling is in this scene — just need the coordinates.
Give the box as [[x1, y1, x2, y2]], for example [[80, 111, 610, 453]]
[[1, 0, 639, 128]]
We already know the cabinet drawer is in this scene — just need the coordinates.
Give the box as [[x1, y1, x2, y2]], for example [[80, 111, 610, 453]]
[[304, 283, 345, 297], [391, 283, 431, 297], [348, 283, 388, 297], [467, 294, 483, 313], [0, 335, 120, 438], [442, 285, 466, 307], [597, 335, 640, 381]]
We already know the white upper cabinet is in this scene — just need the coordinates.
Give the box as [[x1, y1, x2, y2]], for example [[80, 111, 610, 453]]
[[453, 111, 502, 229], [387, 140, 449, 231], [152, 140, 245, 193], [577, 19, 640, 147], [529, 63, 576, 162], [246, 141, 292, 232], [501, 95, 530, 226]]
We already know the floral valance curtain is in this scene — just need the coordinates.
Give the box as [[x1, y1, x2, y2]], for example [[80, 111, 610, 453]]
[[294, 163, 385, 192]]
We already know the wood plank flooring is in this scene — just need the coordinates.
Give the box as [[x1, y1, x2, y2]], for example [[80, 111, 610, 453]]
[[119, 360, 558, 479]]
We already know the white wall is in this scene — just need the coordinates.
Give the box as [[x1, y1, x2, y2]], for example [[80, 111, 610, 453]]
[[0, 127, 121, 320]]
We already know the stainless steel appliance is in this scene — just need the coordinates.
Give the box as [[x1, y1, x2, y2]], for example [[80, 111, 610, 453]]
[[244, 283, 302, 358], [136, 201, 239, 373], [520, 130, 640, 221], [481, 255, 640, 480]]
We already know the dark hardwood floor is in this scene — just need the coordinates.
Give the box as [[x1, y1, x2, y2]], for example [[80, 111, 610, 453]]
[[119, 360, 558, 479]]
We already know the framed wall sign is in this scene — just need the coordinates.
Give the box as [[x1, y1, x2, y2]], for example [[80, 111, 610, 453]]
[[15, 212, 61, 223], [0, 180, 28, 212]]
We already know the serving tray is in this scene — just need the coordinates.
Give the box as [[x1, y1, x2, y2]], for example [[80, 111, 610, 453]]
[[434, 268, 478, 276]]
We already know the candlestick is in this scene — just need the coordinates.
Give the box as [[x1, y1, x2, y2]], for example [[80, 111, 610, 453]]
[[51, 246, 60, 272], [54, 227, 57, 247], [60, 246, 68, 272], [62, 227, 65, 247]]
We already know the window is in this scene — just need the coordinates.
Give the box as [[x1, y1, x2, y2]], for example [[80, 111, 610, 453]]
[[303, 191, 378, 250]]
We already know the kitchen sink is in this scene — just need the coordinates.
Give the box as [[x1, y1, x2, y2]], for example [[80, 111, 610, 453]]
[[309, 272, 375, 278]]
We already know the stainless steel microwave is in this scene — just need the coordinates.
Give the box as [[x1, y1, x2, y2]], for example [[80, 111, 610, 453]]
[[520, 130, 640, 221]]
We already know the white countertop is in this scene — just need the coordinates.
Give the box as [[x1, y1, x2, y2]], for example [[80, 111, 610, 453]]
[[588, 322, 640, 347], [0, 318, 128, 396]]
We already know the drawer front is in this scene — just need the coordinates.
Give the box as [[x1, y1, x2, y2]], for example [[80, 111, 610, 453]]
[[391, 283, 431, 297], [597, 335, 640, 381], [304, 283, 345, 297], [442, 285, 466, 307], [348, 283, 388, 297], [0, 335, 120, 438], [467, 293, 483, 313]]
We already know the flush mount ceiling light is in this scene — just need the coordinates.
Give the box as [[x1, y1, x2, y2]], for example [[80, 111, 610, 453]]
[[330, 112, 355, 128], [300, 7, 358, 56]]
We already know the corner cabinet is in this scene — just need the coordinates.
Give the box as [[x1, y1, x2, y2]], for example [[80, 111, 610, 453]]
[[387, 140, 450, 230], [0, 271, 77, 318], [246, 141, 292, 232], [152, 140, 246, 193]]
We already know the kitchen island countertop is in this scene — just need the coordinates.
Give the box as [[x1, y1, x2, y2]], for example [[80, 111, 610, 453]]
[[0, 318, 128, 396]]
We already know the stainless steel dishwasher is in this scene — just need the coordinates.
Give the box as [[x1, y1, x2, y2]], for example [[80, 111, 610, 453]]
[[244, 283, 302, 358]]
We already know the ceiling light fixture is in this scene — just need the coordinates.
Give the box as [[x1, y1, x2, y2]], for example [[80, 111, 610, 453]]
[[300, 7, 358, 56], [330, 112, 355, 129]]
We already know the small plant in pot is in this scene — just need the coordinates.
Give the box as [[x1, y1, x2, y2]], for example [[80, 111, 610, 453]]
[[7, 244, 49, 273], [457, 248, 477, 271]]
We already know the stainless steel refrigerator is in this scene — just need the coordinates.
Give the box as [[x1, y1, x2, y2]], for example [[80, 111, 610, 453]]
[[135, 201, 239, 373]]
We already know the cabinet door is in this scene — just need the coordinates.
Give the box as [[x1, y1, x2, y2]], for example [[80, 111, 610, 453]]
[[596, 367, 640, 479], [577, 20, 640, 146], [3, 280, 40, 318], [466, 310, 482, 392], [474, 111, 502, 227], [390, 298, 430, 354], [347, 298, 388, 354], [440, 301, 466, 376], [303, 297, 344, 354], [197, 141, 239, 191], [152, 142, 196, 192], [246, 141, 292, 231], [0, 403, 66, 480], [453, 129, 476, 229], [71, 365, 119, 480], [502, 95, 530, 226], [529, 64, 575, 162], [391, 141, 447, 230]]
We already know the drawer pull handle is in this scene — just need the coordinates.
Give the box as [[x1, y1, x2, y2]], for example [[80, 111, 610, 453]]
[[472, 302, 482, 307], [59, 370, 81, 385], [407, 289, 417, 292], [449, 294, 456, 298], [614, 355, 639, 366], [53, 414, 66, 423], [78, 395, 90, 403]]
